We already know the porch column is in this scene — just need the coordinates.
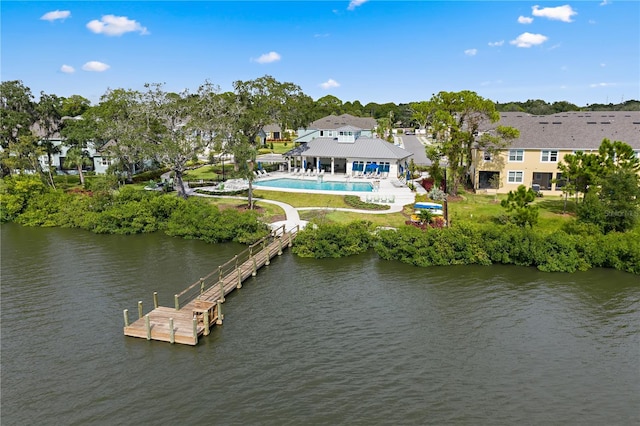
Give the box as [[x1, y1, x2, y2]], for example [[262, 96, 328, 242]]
[[331, 157, 335, 175]]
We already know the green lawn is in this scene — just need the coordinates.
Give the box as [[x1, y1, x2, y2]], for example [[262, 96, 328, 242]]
[[253, 189, 352, 208], [446, 191, 576, 232], [259, 141, 297, 154]]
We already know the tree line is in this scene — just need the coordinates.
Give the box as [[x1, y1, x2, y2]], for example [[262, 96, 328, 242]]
[[2, 78, 638, 206]]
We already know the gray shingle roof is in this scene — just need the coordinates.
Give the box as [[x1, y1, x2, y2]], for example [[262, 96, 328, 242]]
[[481, 111, 640, 150], [308, 114, 377, 130], [297, 137, 413, 160]]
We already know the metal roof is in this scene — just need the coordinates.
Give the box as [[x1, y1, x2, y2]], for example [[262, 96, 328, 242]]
[[290, 136, 413, 161]]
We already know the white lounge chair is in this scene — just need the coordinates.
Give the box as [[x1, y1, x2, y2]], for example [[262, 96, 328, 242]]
[[259, 169, 269, 177]]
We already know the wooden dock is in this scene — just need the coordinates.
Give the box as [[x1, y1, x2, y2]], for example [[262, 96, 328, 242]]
[[123, 224, 298, 345]]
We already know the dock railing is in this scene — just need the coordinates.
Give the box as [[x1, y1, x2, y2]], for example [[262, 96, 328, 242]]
[[172, 224, 298, 309]]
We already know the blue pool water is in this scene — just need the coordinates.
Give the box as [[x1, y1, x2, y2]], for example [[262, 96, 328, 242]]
[[254, 178, 373, 192]]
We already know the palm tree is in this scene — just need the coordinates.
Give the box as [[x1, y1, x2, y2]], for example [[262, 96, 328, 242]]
[[64, 147, 91, 186], [417, 209, 433, 225]]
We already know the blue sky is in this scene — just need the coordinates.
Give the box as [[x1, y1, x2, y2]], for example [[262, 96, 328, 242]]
[[2, 1, 639, 106]]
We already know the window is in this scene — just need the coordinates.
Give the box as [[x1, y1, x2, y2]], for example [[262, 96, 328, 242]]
[[352, 161, 364, 171], [555, 173, 566, 191], [541, 150, 558, 162], [483, 150, 493, 161], [101, 158, 110, 166], [508, 150, 523, 162], [507, 171, 523, 183], [320, 131, 324, 136], [532, 172, 552, 190]]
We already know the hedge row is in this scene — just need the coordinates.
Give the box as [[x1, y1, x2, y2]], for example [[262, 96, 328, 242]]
[[1, 176, 270, 244], [292, 220, 639, 274]]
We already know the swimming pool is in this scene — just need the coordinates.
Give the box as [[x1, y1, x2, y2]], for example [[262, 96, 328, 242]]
[[254, 178, 373, 192]]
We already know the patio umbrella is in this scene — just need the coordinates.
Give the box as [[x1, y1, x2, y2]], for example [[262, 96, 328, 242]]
[[406, 170, 411, 181]]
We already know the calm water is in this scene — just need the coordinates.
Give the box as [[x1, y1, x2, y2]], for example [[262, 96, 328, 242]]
[[1, 224, 639, 425], [254, 177, 373, 192]]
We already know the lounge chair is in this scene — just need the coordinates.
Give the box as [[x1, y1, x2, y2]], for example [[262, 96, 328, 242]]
[[254, 171, 261, 178], [260, 169, 269, 177]]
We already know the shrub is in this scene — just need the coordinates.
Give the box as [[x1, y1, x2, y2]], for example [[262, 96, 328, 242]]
[[131, 168, 170, 183], [293, 221, 374, 258]]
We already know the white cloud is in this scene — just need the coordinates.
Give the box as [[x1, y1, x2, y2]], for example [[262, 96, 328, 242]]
[[600, 0, 610, 5], [518, 16, 534, 24], [532, 5, 577, 23], [510, 32, 548, 48], [590, 82, 615, 88], [347, 0, 368, 11], [82, 61, 110, 72], [488, 40, 504, 47], [320, 79, 340, 89], [87, 15, 148, 36], [41, 10, 71, 22], [314, 33, 330, 38], [600, 63, 606, 67], [60, 64, 75, 73], [464, 49, 477, 56], [254, 51, 281, 64]]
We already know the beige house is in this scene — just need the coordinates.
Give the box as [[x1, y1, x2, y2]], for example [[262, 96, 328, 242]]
[[472, 111, 640, 195]]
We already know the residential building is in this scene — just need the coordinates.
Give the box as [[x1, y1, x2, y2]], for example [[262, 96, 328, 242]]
[[296, 113, 377, 142], [472, 111, 640, 194], [285, 121, 413, 177]]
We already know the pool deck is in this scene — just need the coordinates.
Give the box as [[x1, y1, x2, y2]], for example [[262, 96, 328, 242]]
[[254, 171, 415, 201], [188, 171, 417, 231]]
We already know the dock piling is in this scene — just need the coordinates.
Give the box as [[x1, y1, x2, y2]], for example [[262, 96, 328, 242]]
[[204, 310, 210, 336], [174, 294, 180, 311], [192, 316, 198, 345], [169, 318, 175, 344], [153, 292, 158, 309], [219, 280, 225, 302], [123, 309, 129, 327], [145, 315, 151, 340], [216, 300, 223, 325], [138, 301, 143, 319]]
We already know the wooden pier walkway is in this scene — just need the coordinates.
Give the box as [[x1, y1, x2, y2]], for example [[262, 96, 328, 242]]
[[123, 224, 298, 345]]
